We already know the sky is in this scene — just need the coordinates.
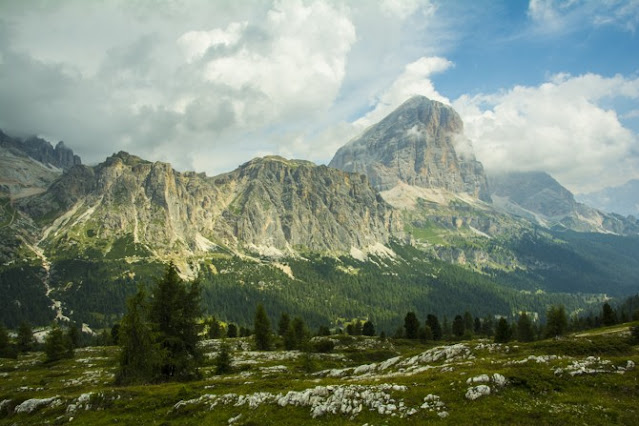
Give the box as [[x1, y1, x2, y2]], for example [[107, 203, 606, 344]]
[[1, 0, 638, 194]]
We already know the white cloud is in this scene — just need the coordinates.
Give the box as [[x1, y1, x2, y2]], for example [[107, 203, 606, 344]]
[[177, 22, 248, 63], [354, 56, 453, 127], [453, 73, 639, 193], [380, 0, 434, 20], [527, 0, 639, 34]]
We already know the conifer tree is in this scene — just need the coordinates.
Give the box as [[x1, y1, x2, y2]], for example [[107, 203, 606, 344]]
[[463, 311, 474, 334], [452, 315, 465, 337], [278, 313, 291, 337], [404, 312, 420, 339], [17, 321, 34, 353], [227, 323, 238, 338], [494, 317, 511, 343], [426, 314, 442, 341], [149, 264, 203, 380], [215, 341, 233, 375], [362, 320, 376, 336], [45, 323, 73, 363], [545, 305, 568, 338], [0, 323, 16, 359], [117, 286, 157, 384], [602, 303, 617, 326], [254, 304, 272, 351], [516, 312, 535, 342]]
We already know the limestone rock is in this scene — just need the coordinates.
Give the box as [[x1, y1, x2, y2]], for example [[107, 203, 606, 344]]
[[330, 96, 491, 202]]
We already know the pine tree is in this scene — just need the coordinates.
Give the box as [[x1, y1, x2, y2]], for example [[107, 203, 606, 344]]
[[494, 317, 511, 343], [473, 317, 482, 335], [17, 321, 34, 353], [602, 303, 617, 326], [207, 316, 222, 339], [111, 323, 121, 345], [215, 341, 233, 375], [426, 314, 442, 341], [362, 320, 376, 336], [420, 325, 433, 342], [67, 324, 82, 349], [278, 313, 291, 337], [116, 286, 158, 384], [149, 264, 203, 380], [545, 305, 568, 338], [45, 323, 73, 363], [227, 323, 238, 338], [463, 311, 474, 334], [404, 312, 420, 339], [0, 323, 16, 359], [452, 315, 465, 337], [516, 312, 535, 342], [254, 304, 272, 351]]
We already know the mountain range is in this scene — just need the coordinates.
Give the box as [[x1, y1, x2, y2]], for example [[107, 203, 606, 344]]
[[1, 96, 638, 331], [577, 179, 639, 218]]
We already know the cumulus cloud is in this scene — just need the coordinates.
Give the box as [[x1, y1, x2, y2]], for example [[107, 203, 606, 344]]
[[527, 0, 639, 34], [354, 56, 453, 127], [453, 73, 639, 193]]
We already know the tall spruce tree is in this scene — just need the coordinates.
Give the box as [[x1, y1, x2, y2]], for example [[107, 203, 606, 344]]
[[0, 323, 16, 359], [254, 304, 272, 351], [602, 303, 617, 326], [117, 286, 157, 384], [45, 323, 73, 362], [404, 312, 420, 339], [452, 315, 465, 337], [426, 314, 443, 341], [494, 317, 511, 343], [362, 320, 376, 336], [545, 305, 568, 338], [117, 264, 203, 384], [516, 312, 535, 342], [278, 313, 291, 337], [149, 263, 203, 380], [17, 321, 34, 353]]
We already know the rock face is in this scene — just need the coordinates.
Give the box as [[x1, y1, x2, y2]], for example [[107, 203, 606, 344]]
[[22, 153, 397, 258], [0, 131, 66, 198], [329, 96, 491, 202], [490, 171, 576, 217], [0, 130, 81, 170]]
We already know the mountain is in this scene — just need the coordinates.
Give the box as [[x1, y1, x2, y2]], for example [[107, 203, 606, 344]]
[[18, 152, 396, 262], [577, 179, 639, 217], [0, 131, 78, 199], [2, 103, 639, 332], [329, 96, 491, 202], [489, 171, 639, 234]]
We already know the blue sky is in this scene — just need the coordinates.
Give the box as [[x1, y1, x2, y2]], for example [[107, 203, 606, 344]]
[[0, 0, 638, 193]]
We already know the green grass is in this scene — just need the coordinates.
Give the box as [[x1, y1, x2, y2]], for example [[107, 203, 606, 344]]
[[1, 330, 638, 425]]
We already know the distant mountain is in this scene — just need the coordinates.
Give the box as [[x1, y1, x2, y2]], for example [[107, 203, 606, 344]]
[[489, 171, 639, 235], [0, 130, 81, 199], [330, 96, 491, 202], [0, 130, 81, 170], [577, 180, 639, 217]]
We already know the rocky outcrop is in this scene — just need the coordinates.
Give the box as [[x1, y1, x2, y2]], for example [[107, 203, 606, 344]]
[[329, 96, 491, 202], [21, 152, 397, 258], [0, 130, 81, 170]]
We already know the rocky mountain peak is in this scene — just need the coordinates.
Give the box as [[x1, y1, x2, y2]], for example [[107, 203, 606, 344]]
[[329, 96, 491, 202]]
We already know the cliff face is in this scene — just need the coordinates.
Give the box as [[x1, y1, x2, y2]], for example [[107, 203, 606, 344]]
[[329, 96, 491, 202], [21, 153, 397, 259]]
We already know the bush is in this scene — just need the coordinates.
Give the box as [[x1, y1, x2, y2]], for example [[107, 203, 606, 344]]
[[312, 339, 335, 353]]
